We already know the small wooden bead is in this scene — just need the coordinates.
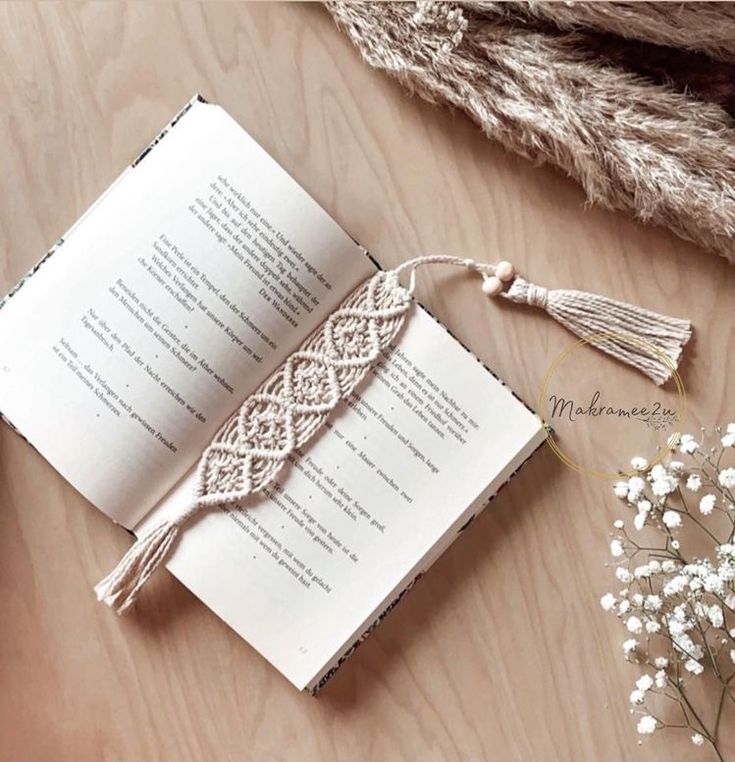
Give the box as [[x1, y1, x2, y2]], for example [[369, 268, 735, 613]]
[[495, 260, 515, 282], [481, 275, 504, 296]]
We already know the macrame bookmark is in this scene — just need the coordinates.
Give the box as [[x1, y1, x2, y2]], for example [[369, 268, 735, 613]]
[[95, 256, 691, 613]]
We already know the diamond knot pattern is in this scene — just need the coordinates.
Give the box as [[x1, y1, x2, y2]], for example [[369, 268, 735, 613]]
[[193, 271, 412, 507]]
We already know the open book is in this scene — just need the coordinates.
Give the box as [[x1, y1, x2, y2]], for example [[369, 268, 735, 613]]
[[0, 96, 546, 693]]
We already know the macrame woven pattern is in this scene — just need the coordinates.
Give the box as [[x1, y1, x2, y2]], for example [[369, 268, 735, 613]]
[[192, 269, 412, 513]]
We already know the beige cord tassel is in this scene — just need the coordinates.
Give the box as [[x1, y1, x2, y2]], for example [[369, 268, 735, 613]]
[[396, 256, 691, 386], [496, 271, 691, 385], [95, 512, 192, 614]]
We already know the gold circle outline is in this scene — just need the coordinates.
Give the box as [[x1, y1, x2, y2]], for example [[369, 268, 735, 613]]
[[537, 331, 686, 480]]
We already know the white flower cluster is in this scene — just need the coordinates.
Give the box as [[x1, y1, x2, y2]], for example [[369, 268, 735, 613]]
[[721, 423, 735, 449], [602, 427, 735, 755]]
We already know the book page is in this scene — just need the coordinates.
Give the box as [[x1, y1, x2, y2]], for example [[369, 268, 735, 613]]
[[142, 305, 546, 690], [0, 99, 374, 528]]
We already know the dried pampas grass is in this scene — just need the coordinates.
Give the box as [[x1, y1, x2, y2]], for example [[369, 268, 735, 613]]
[[326, 2, 735, 262], [483, 1, 735, 62]]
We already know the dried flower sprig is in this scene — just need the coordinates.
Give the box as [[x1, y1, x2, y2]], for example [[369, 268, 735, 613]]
[[603, 425, 735, 761]]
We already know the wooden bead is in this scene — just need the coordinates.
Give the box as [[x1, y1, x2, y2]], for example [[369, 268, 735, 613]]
[[495, 260, 515, 282], [481, 275, 503, 296]]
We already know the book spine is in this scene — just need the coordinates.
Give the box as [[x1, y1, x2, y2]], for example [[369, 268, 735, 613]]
[[131, 93, 208, 168]]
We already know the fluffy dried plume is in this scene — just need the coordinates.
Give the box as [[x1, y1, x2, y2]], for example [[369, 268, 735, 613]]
[[326, 1, 735, 261]]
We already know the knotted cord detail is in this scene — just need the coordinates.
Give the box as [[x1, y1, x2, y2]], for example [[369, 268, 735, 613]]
[[193, 270, 412, 507]]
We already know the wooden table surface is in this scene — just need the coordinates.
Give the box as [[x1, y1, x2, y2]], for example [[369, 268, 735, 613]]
[[2, 3, 735, 761]]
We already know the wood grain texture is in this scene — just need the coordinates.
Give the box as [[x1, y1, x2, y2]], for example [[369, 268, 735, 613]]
[[1, 3, 734, 760]]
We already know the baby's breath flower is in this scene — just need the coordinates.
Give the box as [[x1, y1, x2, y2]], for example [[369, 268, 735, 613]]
[[685, 474, 702, 492], [663, 575, 688, 596], [630, 688, 645, 705], [645, 595, 662, 612], [636, 715, 657, 734], [709, 605, 724, 628], [704, 574, 724, 594], [636, 674, 654, 691], [613, 481, 629, 499], [627, 476, 646, 502], [719, 468, 735, 490], [719, 561, 735, 582], [634, 564, 652, 579], [699, 494, 716, 515], [652, 474, 677, 497], [607, 427, 735, 755], [679, 434, 698, 454], [672, 635, 703, 661], [600, 593, 616, 611], [668, 620, 686, 638], [650, 464, 667, 481], [662, 510, 681, 528], [691, 643, 705, 659]]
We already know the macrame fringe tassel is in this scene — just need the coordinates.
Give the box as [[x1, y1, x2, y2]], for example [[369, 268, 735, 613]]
[[502, 277, 691, 385], [95, 519, 181, 614], [398, 256, 691, 385]]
